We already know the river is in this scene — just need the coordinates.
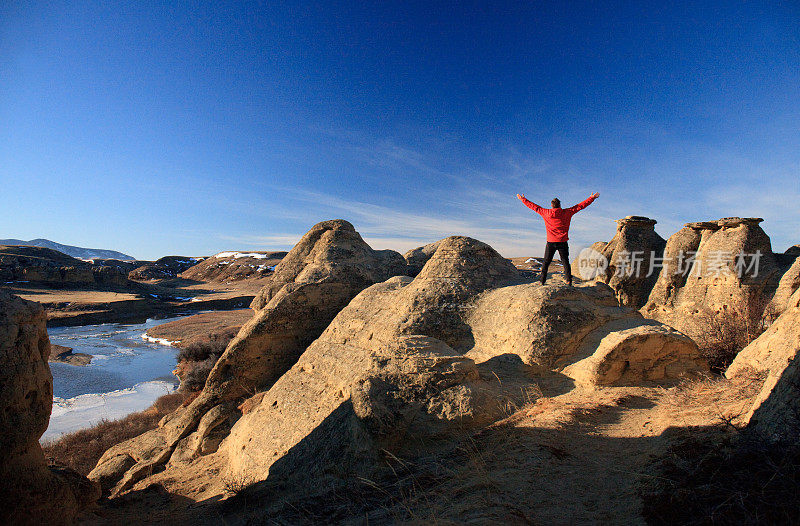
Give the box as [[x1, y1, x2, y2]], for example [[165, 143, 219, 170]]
[[42, 316, 188, 442]]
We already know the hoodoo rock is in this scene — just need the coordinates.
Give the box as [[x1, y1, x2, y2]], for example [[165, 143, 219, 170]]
[[0, 290, 99, 524], [641, 217, 783, 341], [573, 216, 666, 307], [90, 230, 707, 502], [726, 289, 800, 444]]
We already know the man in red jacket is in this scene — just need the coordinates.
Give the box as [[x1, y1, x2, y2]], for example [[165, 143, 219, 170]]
[[517, 192, 600, 285]]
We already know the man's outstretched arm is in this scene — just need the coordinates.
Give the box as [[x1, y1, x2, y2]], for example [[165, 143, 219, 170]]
[[517, 193, 544, 214], [566, 192, 600, 213]]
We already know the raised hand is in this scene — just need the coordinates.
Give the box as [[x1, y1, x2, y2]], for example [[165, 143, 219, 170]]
[[590, 192, 600, 199], [517, 193, 526, 201]]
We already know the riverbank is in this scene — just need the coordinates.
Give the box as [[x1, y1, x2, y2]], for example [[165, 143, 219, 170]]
[[44, 316, 193, 440]]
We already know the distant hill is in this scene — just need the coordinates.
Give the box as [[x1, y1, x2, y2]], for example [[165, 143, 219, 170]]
[[0, 238, 135, 261]]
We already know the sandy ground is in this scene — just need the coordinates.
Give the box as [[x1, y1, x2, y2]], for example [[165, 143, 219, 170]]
[[76, 371, 765, 525]]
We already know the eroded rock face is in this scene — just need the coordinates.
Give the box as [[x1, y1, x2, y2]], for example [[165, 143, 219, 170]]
[[574, 216, 666, 307], [128, 256, 203, 281], [221, 237, 706, 485], [220, 236, 526, 482], [0, 290, 99, 524], [768, 256, 800, 317], [179, 251, 287, 282], [641, 218, 782, 341], [726, 289, 800, 444]]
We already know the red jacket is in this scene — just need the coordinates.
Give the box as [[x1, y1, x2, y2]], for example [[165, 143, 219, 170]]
[[521, 195, 597, 242]]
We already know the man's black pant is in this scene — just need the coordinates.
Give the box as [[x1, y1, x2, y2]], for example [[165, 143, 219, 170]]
[[541, 241, 571, 285]]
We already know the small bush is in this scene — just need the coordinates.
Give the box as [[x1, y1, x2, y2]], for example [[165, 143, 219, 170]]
[[42, 392, 188, 476], [176, 326, 238, 362], [695, 300, 776, 373]]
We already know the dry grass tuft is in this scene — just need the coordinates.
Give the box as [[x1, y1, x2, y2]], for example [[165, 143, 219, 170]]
[[42, 391, 189, 476], [642, 428, 800, 525]]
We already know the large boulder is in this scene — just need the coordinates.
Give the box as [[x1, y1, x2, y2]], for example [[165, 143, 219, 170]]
[[641, 218, 782, 341], [561, 323, 703, 386], [726, 289, 800, 444], [220, 236, 527, 483], [0, 290, 99, 524], [465, 278, 705, 384], [573, 216, 666, 307]]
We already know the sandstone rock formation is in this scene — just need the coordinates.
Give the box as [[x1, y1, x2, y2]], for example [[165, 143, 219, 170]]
[[91, 220, 408, 494], [562, 323, 702, 386], [465, 279, 705, 385], [0, 290, 99, 524], [179, 251, 287, 282], [641, 217, 782, 341], [726, 288, 800, 444], [573, 216, 666, 307], [90, 231, 706, 499]]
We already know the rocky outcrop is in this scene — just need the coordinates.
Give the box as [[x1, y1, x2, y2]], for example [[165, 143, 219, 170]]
[[49, 344, 92, 366], [220, 237, 705, 484], [128, 256, 203, 281], [179, 251, 287, 282], [0, 290, 99, 524], [574, 216, 666, 307], [250, 220, 407, 310], [726, 289, 800, 444], [0, 245, 129, 287], [90, 220, 408, 494], [90, 231, 707, 499], [465, 278, 705, 384], [641, 218, 782, 341]]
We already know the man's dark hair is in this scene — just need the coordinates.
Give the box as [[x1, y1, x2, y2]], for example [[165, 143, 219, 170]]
[[551, 198, 561, 208]]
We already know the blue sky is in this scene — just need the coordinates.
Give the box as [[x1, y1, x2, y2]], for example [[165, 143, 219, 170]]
[[1, 1, 798, 259]]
